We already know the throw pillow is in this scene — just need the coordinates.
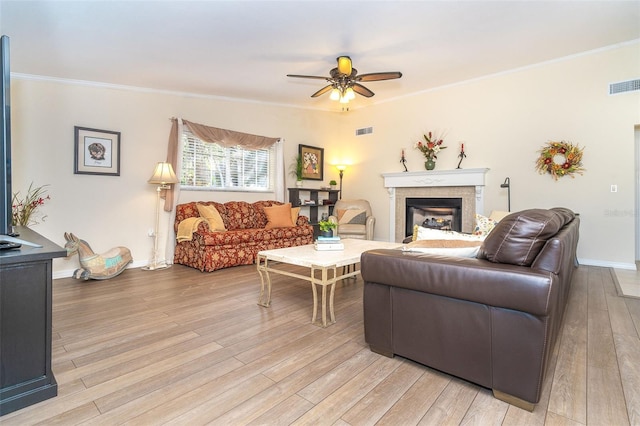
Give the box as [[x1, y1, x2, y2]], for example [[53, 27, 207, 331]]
[[404, 239, 483, 258], [414, 226, 485, 243], [473, 213, 498, 236], [338, 209, 367, 225], [196, 203, 226, 231], [290, 207, 300, 225], [264, 203, 295, 229]]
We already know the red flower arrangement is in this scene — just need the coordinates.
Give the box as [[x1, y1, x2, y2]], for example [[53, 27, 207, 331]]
[[12, 183, 50, 226], [414, 132, 447, 160]]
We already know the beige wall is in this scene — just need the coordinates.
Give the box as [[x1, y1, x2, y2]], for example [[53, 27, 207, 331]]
[[10, 42, 639, 276], [11, 79, 340, 276], [325, 42, 639, 267]]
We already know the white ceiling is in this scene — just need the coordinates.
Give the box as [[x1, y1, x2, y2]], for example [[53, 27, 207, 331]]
[[1, 1, 638, 111]]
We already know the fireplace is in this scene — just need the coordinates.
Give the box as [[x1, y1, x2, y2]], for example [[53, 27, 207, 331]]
[[382, 168, 489, 242], [405, 198, 462, 237]]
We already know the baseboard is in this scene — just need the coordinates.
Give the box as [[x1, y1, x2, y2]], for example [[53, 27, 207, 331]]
[[578, 258, 637, 270], [52, 259, 151, 279]]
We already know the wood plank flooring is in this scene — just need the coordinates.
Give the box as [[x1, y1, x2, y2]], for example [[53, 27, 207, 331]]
[[2, 263, 639, 425]]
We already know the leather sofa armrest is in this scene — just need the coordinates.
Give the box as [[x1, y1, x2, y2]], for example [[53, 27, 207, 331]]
[[361, 249, 555, 316]]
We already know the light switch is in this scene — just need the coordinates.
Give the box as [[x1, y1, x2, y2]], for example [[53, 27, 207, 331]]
[[611, 184, 618, 193]]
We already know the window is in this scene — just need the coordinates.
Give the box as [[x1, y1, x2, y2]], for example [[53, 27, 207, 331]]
[[180, 129, 275, 191]]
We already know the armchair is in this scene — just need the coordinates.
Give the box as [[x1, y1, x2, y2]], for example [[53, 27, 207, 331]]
[[328, 199, 375, 240]]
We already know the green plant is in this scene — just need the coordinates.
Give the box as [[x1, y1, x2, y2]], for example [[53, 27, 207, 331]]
[[12, 182, 50, 226], [289, 155, 303, 180], [318, 220, 336, 232], [329, 180, 337, 186]]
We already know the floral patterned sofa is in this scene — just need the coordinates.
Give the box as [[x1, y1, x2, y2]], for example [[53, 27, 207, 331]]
[[173, 200, 314, 272]]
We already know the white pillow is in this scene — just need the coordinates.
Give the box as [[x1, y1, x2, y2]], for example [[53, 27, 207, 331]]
[[407, 228, 485, 258], [414, 226, 485, 242], [403, 245, 481, 258], [473, 213, 498, 236]]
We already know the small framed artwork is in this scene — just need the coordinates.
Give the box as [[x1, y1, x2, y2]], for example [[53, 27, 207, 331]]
[[74, 126, 121, 176], [299, 144, 324, 181]]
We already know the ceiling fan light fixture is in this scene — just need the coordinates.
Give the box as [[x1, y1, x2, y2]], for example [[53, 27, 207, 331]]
[[329, 87, 341, 101], [345, 86, 356, 100], [339, 95, 349, 104], [337, 56, 352, 75]]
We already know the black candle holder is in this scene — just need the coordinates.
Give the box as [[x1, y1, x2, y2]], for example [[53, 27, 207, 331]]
[[456, 150, 466, 169]]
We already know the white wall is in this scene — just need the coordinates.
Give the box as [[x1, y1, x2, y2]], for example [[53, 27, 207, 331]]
[[11, 42, 640, 276], [327, 42, 640, 268]]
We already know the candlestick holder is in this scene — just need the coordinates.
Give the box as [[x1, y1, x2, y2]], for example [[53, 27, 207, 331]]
[[400, 154, 408, 172], [456, 150, 466, 169]]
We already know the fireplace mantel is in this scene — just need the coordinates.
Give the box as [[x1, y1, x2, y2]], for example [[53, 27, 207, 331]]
[[382, 168, 490, 242]]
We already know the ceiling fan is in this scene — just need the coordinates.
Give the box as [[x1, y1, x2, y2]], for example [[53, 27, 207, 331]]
[[287, 56, 402, 104]]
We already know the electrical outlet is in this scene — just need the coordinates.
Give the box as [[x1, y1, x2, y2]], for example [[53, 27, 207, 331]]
[[147, 228, 155, 237], [611, 184, 618, 193]]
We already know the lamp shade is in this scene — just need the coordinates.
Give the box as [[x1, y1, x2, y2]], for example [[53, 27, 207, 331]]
[[148, 162, 178, 185]]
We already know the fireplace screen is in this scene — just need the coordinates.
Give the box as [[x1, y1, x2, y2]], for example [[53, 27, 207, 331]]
[[405, 197, 462, 237]]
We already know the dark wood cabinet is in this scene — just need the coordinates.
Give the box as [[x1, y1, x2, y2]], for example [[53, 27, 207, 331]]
[[0, 227, 66, 416], [288, 187, 340, 236]]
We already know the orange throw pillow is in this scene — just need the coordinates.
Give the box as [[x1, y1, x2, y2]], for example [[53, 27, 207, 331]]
[[264, 203, 295, 229]]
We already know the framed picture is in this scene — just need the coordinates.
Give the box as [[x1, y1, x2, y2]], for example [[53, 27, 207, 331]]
[[74, 126, 121, 176], [299, 144, 324, 181]]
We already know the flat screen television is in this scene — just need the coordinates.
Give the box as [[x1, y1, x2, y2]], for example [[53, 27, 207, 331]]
[[1, 34, 13, 237], [1, 35, 42, 247]]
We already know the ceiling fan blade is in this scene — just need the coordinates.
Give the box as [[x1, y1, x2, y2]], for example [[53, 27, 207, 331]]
[[311, 85, 333, 98], [356, 72, 403, 82], [353, 83, 375, 98], [286, 74, 330, 80]]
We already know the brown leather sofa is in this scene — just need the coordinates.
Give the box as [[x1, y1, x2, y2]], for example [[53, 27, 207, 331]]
[[361, 208, 579, 411]]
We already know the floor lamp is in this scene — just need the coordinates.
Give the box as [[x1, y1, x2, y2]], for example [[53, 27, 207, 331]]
[[500, 177, 511, 212], [336, 165, 346, 199], [143, 162, 178, 271]]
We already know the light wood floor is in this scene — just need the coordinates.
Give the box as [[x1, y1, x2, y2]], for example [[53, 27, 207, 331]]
[[2, 262, 639, 425]]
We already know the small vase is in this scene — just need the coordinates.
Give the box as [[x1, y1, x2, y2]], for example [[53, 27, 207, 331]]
[[320, 230, 333, 238], [296, 180, 303, 187], [425, 159, 436, 170]]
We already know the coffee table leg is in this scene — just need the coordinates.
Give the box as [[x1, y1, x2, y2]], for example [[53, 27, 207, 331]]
[[311, 273, 318, 324], [329, 265, 337, 324], [314, 265, 337, 327], [321, 267, 328, 327], [257, 255, 272, 308]]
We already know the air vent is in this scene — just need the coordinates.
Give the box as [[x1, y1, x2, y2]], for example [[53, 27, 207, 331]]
[[609, 79, 640, 95], [355, 126, 373, 136]]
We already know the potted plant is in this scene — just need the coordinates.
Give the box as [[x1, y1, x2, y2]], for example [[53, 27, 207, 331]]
[[318, 219, 337, 237], [329, 180, 337, 190], [289, 155, 303, 187]]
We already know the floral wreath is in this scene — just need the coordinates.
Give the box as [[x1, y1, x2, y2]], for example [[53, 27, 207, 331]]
[[535, 140, 584, 180]]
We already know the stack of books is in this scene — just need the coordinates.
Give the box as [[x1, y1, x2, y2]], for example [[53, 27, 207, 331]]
[[314, 235, 344, 251]]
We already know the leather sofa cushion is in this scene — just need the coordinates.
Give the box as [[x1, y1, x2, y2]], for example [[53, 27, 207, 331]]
[[478, 208, 573, 266]]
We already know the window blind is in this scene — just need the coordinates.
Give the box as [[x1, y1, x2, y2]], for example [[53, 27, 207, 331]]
[[180, 129, 274, 191]]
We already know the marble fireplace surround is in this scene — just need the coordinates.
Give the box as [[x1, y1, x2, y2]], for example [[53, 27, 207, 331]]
[[382, 168, 490, 242]]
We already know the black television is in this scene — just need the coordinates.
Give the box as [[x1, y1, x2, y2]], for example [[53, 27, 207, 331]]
[[0, 35, 13, 237], [0, 35, 41, 248]]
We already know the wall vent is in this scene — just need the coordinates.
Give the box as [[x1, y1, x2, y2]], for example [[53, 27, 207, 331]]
[[356, 126, 373, 136], [609, 79, 640, 95]]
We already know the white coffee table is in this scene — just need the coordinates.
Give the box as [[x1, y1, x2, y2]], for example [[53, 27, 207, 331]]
[[256, 239, 401, 327]]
